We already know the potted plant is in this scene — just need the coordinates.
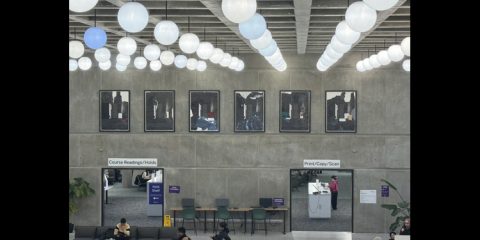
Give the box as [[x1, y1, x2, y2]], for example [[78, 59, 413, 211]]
[[380, 179, 410, 232], [69, 177, 95, 240]]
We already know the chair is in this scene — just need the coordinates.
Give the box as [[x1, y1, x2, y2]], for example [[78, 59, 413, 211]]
[[180, 206, 198, 235], [137, 226, 159, 240], [215, 198, 235, 234], [251, 208, 267, 235], [74, 226, 97, 240]]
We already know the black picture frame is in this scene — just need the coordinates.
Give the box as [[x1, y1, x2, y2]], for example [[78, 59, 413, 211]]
[[144, 90, 175, 132], [99, 90, 130, 132], [325, 90, 357, 133], [234, 90, 265, 132], [279, 90, 311, 133], [189, 90, 220, 132]]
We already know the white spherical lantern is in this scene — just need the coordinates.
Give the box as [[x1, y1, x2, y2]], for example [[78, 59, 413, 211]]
[[369, 54, 381, 68], [250, 29, 273, 50], [319, 55, 334, 67], [196, 60, 207, 72], [219, 53, 232, 67], [84, 27, 107, 49], [363, 0, 399, 11], [116, 54, 131, 66], [362, 59, 373, 70], [259, 40, 278, 57], [401, 37, 410, 57], [69, 0, 98, 13], [331, 35, 351, 54], [154, 20, 179, 46], [116, 63, 127, 72], [377, 50, 391, 65], [174, 55, 188, 68], [99, 60, 111, 71], [134, 56, 147, 69], [117, 37, 137, 56], [323, 52, 338, 64], [317, 60, 328, 71], [196, 42, 215, 60], [387, 44, 404, 62], [275, 63, 287, 72], [221, 0, 257, 24], [118, 2, 149, 33], [335, 20, 361, 45], [69, 59, 78, 71], [345, 1, 377, 33], [78, 57, 92, 70], [239, 13, 267, 40], [160, 50, 175, 65], [94, 47, 111, 63], [143, 44, 161, 61], [179, 33, 200, 54], [209, 48, 224, 64], [228, 57, 239, 69], [186, 58, 198, 70], [69, 40, 84, 59], [402, 59, 410, 72], [356, 61, 366, 72], [325, 44, 344, 59], [149, 60, 162, 71], [235, 60, 245, 71]]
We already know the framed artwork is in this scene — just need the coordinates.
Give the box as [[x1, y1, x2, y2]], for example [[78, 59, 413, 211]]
[[234, 90, 265, 132], [144, 90, 175, 132], [99, 90, 130, 132], [189, 90, 220, 132], [279, 90, 311, 133], [325, 90, 357, 133]]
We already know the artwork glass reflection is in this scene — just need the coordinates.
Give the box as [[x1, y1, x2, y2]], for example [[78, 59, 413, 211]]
[[100, 90, 130, 132], [279, 90, 311, 132], [325, 90, 357, 133], [234, 90, 265, 132], [189, 90, 220, 132], [145, 91, 175, 132]]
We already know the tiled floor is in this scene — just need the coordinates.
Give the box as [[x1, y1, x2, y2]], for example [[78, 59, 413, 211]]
[[180, 231, 389, 240]]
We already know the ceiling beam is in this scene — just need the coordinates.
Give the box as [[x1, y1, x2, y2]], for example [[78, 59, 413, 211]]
[[293, 0, 312, 54]]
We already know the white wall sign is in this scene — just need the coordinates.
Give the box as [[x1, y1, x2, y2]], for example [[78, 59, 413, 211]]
[[303, 159, 341, 168], [108, 158, 158, 167], [360, 190, 377, 204]]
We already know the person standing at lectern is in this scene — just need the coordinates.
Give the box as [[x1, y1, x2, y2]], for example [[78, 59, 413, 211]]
[[329, 175, 339, 210]]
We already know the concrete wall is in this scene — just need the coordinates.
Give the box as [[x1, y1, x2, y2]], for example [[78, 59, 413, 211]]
[[69, 52, 410, 233]]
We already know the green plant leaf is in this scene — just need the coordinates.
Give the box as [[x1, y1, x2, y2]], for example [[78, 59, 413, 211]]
[[391, 208, 401, 216], [398, 201, 409, 208], [380, 179, 398, 191], [381, 204, 398, 210]]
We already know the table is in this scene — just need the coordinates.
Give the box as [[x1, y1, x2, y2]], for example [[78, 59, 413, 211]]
[[227, 208, 252, 233], [264, 207, 289, 234], [171, 207, 217, 233]]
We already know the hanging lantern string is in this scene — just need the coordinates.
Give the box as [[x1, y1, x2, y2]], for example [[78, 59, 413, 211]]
[[94, 9, 96, 27], [204, 27, 206, 41], [215, 36, 218, 47], [384, 39, 386, 49], [74, 27, 76, 39], [165, 0, 168, 20], [188, 17, 190, 32]]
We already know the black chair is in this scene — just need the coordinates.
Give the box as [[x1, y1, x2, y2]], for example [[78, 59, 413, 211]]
[[137, 227, 159, 240], [74, 226, 97, 240]]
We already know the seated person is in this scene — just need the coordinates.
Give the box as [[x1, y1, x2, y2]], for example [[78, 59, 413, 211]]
[[211, 222, 230, 240], [114, 218, 130, 240], [177, 227, 191, 240], [142, 170, 152, 181], [399, 217, 410, 235]]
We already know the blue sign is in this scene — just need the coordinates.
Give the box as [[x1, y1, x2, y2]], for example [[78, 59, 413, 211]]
[[169, 185, 180, 193], [149, 183, 163, 204], [381, 185, 389, 197], [272, 198, 284, 206]]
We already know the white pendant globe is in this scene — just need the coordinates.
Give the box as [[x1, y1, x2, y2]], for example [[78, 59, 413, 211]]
[[117, 37, 137, 56], [317, 60, 328, 72], [345, 1, 377, 33], [325, 50, 340, 62], [174, 55, 188, 68], [154, 21, 179, 46], [363, 0, 398, 11], [323, 52, 337, 64], [69, 0, 98, 13], [179, 33, 200, 54], [387, 44, 404, 62], [219, 53, 232, 67], [235, 60, 245, 71], [78, 57, 92, 70], [369, 55, 381, 68], [319, 55, 334, 67], [402, 59, 410, 72], [335, 21, 360, 45], [362, 59, 373, 70], [69, 59, 78, 71], [116, 63, 127, 72], [209, 48, 225, 64], [401, 37, 410, 57], [94, 48, 111, 63], [99, 60, 111, 71], [196, 60, 207, 72], [186, 58, 198, 70], [377, 50, 391, 65], [160, 51, 175, 66], [221, 0, 257, 24], [250, 30, 273, 50], [143, 44, 161, 61], [149, 60, 162, 71], [228, 57, 239, 69], [331, 35, 351, 54], [69, 40, 85, 59], [134, 56, 147, 69], [259, 40, 278, 57], [275, 63, 287, 72], [116, 54, 131, 66], [356, 61, 366, 72], [325, 44, 344, 59], [239, 13, 267, 40], [196, 42, 215, 60], [84, 27, 107, 49], [265, 48, 282, 63], [118, 2, 149, 33]]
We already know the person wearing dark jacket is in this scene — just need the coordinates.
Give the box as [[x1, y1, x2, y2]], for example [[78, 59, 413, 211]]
[[177, 227, 191, 240], [211, 222, 230, 240], [399, 217, 410, 235]]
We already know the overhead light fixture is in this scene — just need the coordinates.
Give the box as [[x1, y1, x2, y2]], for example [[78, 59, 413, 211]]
[[174, 55, 188, 68], [250, 29, 273, 50], [228, 57, 239, 70], [239, 13, 267, 40], [160, 51, 175, 65], [362, 59, 373, 70], [196, 42, 215, 60], [235, 60, 245, 71], [335, 21, 360, 45], [363, 0, 399, 11], [134, 56, 148, 70], [330, 35, 351, 54], [116, 63, 127, 72], [143, 44, 161, 61], [259, 40, 278, 57], [117, 37, 137, 56], [78, 56, 92, 70], [99, 60, 111, 71], [402, 59, 410, 72], [369, 54, 381, 68], [69, 59, 78, 71], [377, 50, 391, 65], [117, 2, 149, 33], [186, 58, 198, 70], [209, 48, 225, 64], [196, 60, 207, 72], [116, 54, 131, 66], [69, 0, 98, 13], [221, 0, 257, 24], [345, 1, 377, 33], [94, 47, 111, 63], [84, 27, 107, 49], [401, 37, 410, 57], [69, 40, 85, 59], [387, 44, 404, 62], [179, 33, 200, 54], [219, 53, 232, 67], [149, 60, 162, 71], [356, 61, 366, 72], [154, 21, 179, 46]]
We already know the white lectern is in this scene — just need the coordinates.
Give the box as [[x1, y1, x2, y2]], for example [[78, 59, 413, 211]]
[[308, 179, 331, 218]]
